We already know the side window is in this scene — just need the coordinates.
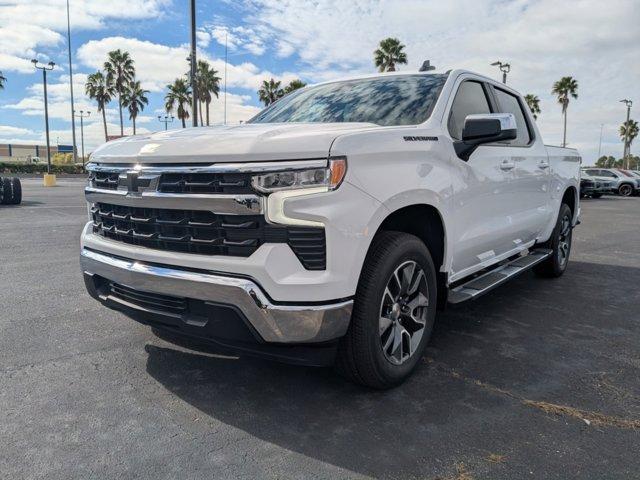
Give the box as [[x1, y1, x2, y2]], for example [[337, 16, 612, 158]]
[[447, 81, 491, 140], [493, 88, 532, 146]]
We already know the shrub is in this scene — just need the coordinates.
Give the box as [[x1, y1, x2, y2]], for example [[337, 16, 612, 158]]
[[0, 162, 86, 175]]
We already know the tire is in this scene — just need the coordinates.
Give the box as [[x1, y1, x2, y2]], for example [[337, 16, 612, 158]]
[[0, 177, 12, 205], [9, 177, 21, 204], [591, 193, 602, 199], [534, 203, 573, 278], [336, 231, 437, 389], [618, 183, 633, 197]]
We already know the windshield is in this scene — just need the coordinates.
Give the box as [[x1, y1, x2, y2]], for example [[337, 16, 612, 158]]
[[250, 74, 448, 126]]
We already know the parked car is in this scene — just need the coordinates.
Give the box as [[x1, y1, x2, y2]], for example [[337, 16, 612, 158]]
[[580, 172, 608, 198], [0, 176, 22, 205], [617, 169, 640, 194], [581, 168, 638, 196], [80, 69, 581, 388]]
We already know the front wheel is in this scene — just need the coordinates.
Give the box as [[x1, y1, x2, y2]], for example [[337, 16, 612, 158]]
[[534, 203, 573, 278], [336, 231, 437, 389]]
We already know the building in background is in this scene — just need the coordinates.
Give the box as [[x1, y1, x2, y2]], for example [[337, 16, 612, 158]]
[[0, 143, 76, 163]]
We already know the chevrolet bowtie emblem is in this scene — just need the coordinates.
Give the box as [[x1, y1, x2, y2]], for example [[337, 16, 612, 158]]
[[118, 171, 158, 195]]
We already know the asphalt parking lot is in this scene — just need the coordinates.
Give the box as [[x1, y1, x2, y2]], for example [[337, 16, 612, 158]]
[[1, 178, 639, 479]]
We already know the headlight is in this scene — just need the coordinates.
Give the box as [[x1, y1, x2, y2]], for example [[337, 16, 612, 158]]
[[251, 157, 347, 194]]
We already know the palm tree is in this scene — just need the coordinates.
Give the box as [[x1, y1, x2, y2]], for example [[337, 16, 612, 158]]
[[524, 94, 541, 120], [284, 79, 307, 95], [374, 38, 408, 72], [85, 71, 113, 142], [196, 60, 220, 126], [551, 76, 578, 147], [258, 79, 284, 106], [104, 49, 136, 136], [165, 78, 192, 128], [620, 119, 639, 169], [122, 80, 149, 135], [0, 71, 6, 90]]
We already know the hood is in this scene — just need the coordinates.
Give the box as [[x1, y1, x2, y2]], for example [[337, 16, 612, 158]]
[[90, 122, 379, 164]]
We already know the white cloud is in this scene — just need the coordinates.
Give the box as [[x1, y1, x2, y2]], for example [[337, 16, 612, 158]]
[[77, 36, 298, 92], [0, 125, 36, 136], [0, 0, 171, 72]]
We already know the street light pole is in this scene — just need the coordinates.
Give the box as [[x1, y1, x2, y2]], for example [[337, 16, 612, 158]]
[[620, 99, 633, 169], [491, 61, 511, 84], [597, 123, 604, 160], [189, 0, 198, 127], [66, 0, 78, 164], [32, 59, 55, 175], [158, 115, 174, 130], [75, 110, 90, 168]]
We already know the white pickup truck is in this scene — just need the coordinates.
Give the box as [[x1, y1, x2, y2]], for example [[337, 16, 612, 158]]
[[81, 70, 580, 388]]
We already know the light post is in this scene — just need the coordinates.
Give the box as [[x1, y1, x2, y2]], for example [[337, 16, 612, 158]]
[[491, 61, 511, 84], [75, 110, 90, 169], [158, 115, 174, 130], [620, 99, 633, 169], [597, 124, 604, 160], [32, 59, 55, 182], [66, 0, 78, 164], [189, 0, 198, 127]]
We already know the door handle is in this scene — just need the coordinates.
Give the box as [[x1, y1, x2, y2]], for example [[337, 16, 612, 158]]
[[538, 161, 550, 169], [500, 161, 515, 171]]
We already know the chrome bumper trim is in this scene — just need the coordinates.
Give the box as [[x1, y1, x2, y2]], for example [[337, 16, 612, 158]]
[[85, 188, 264, 215], [80, 248, 351, 343], [86, 159, 328, 174]]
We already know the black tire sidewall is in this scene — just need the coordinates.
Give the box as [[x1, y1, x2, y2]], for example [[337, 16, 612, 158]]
[[357, 233, 437, 384], [550, 204, 573, 275]]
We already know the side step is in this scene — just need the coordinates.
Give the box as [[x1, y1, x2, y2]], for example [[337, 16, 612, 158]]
[[447, 249, 552, 304]]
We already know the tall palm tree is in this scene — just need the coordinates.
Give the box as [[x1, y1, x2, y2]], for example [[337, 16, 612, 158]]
[[122, 80, 149, 135], [374, 38, 408, 72], [551, 76, 578, 147], [284, 79, 307, 95], [619, 119, 639, 169], [104, 49, 136, 136], [165, 78, 192, 128], [258, 79, 283, 107], [524, 94, 541, 120], [196, 60, 220, 126], [0, 71, 6, 90], [85, 71, 113, 142]]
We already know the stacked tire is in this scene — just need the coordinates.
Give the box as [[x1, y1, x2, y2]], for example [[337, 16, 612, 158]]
[[0, 176, 22, 205]]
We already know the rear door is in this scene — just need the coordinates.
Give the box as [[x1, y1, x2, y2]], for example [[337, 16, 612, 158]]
[[489, 86, 551, 243]]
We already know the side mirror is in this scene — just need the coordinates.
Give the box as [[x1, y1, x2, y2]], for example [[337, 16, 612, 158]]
[[454, 113, 518, 161]]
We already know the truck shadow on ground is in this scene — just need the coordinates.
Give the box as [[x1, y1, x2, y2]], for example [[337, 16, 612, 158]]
[[144, 260, 640, 478]]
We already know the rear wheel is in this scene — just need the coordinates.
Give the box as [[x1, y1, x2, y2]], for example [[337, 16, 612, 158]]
[[336, 231, 437, 389], [619, 183, 633, 197], [534, 203, 573, 278]]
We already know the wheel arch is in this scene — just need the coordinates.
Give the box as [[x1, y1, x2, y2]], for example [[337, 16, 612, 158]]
[[561, 185, 578, 218], [366, 203, 449, 309]]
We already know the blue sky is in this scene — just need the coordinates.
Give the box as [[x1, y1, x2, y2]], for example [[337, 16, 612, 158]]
[[1, 0, 638, 163]]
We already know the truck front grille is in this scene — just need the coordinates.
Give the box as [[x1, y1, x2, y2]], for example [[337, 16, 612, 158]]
[[88, 171, 254, 195], [91, 202, 326, 269], [158, 172, 253, 195]]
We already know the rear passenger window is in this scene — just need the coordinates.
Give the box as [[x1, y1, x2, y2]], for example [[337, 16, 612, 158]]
[[447, 81, 491, 140], [494, 88, 532, 146]]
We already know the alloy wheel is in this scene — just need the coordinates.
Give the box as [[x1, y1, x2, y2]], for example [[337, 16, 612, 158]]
[[619, 184, 633, 196], [379, 260, 429, 365], [558, 214, 572, 267]]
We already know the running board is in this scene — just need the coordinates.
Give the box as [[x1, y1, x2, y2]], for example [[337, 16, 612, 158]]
[[447, 249, 552, 304]]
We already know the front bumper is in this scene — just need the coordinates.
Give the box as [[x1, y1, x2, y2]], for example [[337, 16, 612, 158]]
[[80, 248, 352, 347]]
